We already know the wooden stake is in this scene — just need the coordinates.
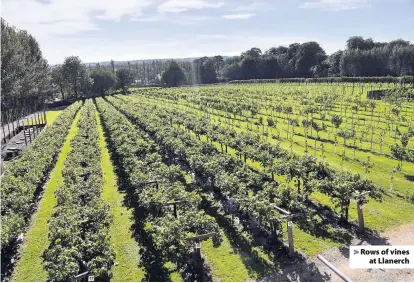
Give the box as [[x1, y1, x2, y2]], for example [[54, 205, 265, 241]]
[[23, 121, 28, 146], [287, 221, 294, 255], [27, 118, 32, 143], [2, 124, 6, 144], [357, 202, 364, 232]]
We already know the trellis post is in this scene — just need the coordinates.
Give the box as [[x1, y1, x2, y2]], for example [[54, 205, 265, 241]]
[[2, 124, 7, 144], [357, 201, 364, 232], [275, 205, 296, 256], [354, 191, 370, 232], [287, 221, 294, 255]]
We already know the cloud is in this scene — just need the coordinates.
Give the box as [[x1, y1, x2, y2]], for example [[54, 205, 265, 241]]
[[1, 0, 153, 37], [222, 13, 255, 19], [233, 1, 262, 11], [300, 0, 370, 11], [157, 0, 224, 13]]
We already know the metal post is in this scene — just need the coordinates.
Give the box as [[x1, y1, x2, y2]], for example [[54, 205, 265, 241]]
[[317, 255, 352, 282], [357, 202, 364, 232], [287, 221, 294, 255]]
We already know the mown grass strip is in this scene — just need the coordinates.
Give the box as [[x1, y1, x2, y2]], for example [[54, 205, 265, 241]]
[[45, 110, 62, 125], [201, 233, 254, 281], [95, 110, 146, 281], [12, 110, 82, 282]]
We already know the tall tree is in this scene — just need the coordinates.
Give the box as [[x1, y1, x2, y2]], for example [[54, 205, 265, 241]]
[[61, 56, 91, 99], [91, 67, 116, 96], [161, 61, 186, 87], [51, 65, 66, 100], [1, 18, 50, 122], [116, 68, 134, 94]]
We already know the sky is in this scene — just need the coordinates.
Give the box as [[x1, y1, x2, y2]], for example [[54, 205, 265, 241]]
[[2, 0, 414, 64]]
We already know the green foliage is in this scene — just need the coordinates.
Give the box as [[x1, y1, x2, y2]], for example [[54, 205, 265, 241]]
[[1, 102, 81, 251], [43, 101, 114, 281], [1, 19, 50, 121], [116, 68, 134, 94], [61, 56, 91, 99], [91, 67, 116, 96], [161, 61, 186, 87]]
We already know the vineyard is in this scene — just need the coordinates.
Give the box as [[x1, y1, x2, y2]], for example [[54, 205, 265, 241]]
[[1, 83, 413, 282]]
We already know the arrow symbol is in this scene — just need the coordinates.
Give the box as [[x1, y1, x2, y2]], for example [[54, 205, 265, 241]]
[[354, 250, 359, 255]]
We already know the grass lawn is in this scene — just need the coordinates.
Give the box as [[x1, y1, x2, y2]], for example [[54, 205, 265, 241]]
[[95, 110, 146, 281], [12, 110, 81, 282]]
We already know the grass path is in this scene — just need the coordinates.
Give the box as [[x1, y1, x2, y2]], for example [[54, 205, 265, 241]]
[[95, 111, 146, 281], [12, 110, 81, 282], [201, 235, 254, 281], [45, 110, 62, 125]]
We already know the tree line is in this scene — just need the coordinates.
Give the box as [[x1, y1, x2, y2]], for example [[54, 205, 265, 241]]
[[3, 17, 414, 119], [1, 19, 50, 124], [92, 37, 414, 86]]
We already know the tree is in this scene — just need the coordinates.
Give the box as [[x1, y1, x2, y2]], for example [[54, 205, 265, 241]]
[[91, 68, 116, 96], [320, 172, 381, 223], [116, 68, 134, 94], [161, 61, 186, 87], [328, 50, 343, 77], [390, 143, 406, 169], [193, 57, 218, 84], [51, 65, 66, 100], [1, 19, 50, 121], [331, 114, 343, 131], [61, 56, 91, 99]]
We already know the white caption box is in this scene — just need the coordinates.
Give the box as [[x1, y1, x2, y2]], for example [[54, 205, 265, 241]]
[[349, 245, 414, 269]]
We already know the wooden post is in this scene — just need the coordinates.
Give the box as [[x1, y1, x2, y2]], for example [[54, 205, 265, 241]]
[[11, 119, 15, 137], [7, 121, 11, 142], [194, 241, 201, 259], [17, 119, 21, 134], [27, 118, 32, 143], [44, 111, 47, 125], [287, 221, 294, 255], [173, 203, 177, 218], [2, 124, 7, 144], [34, 114, 39, 136], [23, 120, 28, 146], [357, 202, 364, 232], [36, 113, 41, 134], [31, 118, 36, 139]]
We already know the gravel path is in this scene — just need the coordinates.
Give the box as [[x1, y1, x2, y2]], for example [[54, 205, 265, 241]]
[[311, 222, 414, 282]]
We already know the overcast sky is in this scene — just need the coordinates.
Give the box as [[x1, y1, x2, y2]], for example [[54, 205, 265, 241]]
[[2, 0, 414, 64]]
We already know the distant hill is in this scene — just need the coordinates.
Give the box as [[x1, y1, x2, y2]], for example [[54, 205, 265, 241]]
[[85, 56, 230, 67]]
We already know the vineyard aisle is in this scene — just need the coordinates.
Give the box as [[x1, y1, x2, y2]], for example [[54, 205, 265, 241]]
[[12, 111, 82, 282], [95, 111, 146, 281]]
